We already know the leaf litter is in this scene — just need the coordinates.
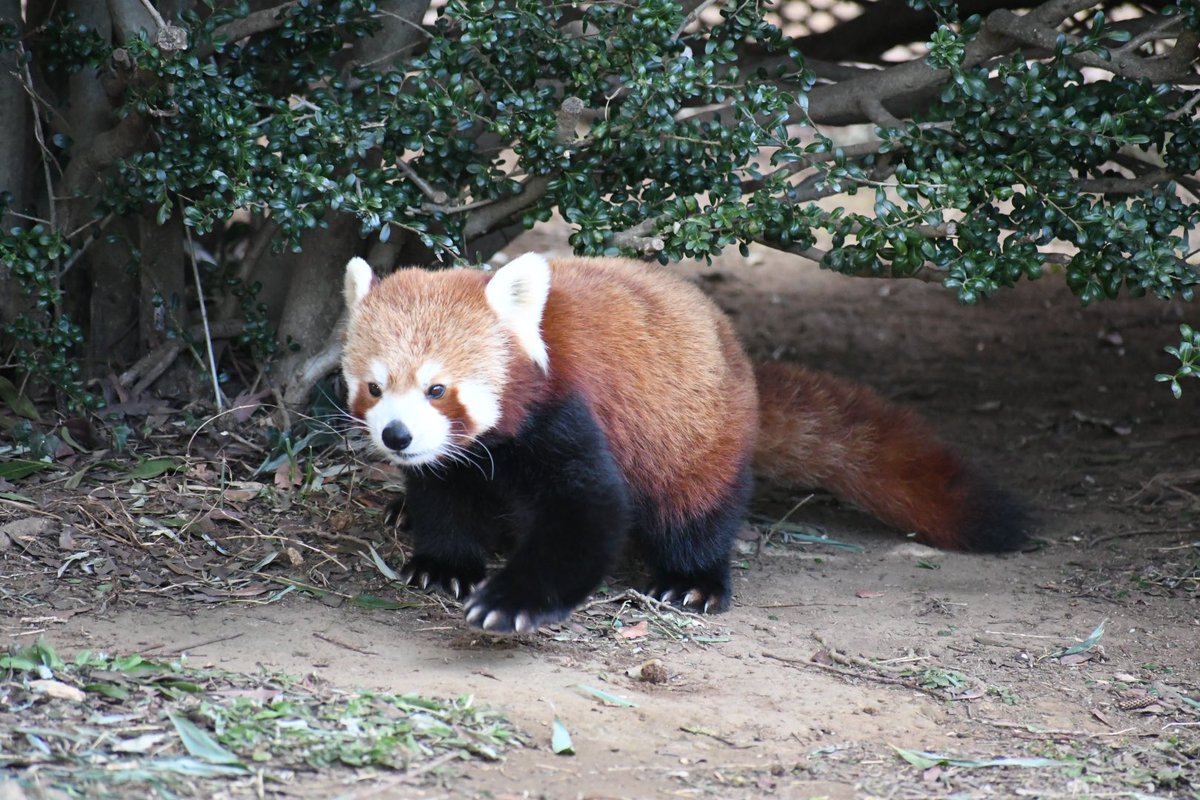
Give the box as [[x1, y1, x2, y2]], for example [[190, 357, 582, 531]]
[[0, 641, 518, 797]]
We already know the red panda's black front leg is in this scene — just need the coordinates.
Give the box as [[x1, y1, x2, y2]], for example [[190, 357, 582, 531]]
[[399, 469, 508, 600], [462, 396, 633, 634]]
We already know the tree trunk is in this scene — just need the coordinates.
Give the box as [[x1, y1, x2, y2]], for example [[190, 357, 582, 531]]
[[0, 0, 31, 332], [86, 219, 141, 374], [267, 215, 358, 408], [137, 211, 189, 354]]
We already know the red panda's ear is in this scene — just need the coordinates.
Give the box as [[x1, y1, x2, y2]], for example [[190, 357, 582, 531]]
[[344, 257, 376, 311], [485, 252, 551, 371]]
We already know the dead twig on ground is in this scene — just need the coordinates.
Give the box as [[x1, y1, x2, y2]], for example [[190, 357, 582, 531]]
[[314, 631, 378, 656], [971, 717, 1150, 739], [761, 650, 916, 688], [1089, 528, 1200, 548]]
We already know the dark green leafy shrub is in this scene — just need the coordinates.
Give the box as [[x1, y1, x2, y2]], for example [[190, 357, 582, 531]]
[[0, 0, 1197, 412]]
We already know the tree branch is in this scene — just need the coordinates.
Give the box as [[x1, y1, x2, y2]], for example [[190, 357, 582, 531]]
[[106, 0, 158, 42], [985, 8, 1186, 82], [794, 0, 1040, 64], [803, 0, 1131, 126], [1076, 169, 1174, 194], [460, 96, 585, 241], [194, 1, 302, 60], [59, 112, 149, 233]]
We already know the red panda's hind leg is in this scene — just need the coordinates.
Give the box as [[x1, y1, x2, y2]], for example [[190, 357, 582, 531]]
[[639, 463, 753, 614]]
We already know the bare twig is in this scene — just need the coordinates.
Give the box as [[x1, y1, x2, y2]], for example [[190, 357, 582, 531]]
[[195, 1, 303, 59], [313, 631, 379, 655], [144, 632, 245, 657], [396, 159, 448, 205], [606, 218, 665, 255], [17, 49, 56, 233], [740, 138, 895, 193], [118, 318, 244, 394], [985, 9, 1187, 83], [675, 0, 721, 40], [136, 0, 167, 29], [761, 651, 916, 687], [1089, 528, 1200, 548], [183, 219, 225, 411], [974, 717, 1148, 739]]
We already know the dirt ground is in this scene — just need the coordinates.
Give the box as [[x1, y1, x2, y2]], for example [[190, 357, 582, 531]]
[[2, 226, 1199, 799]]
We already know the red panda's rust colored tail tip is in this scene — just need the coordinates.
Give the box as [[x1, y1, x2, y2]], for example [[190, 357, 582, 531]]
[[752, 362, 1028, 552]]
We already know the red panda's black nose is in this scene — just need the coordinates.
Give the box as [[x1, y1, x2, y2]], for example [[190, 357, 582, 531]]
[[382, 421, 413, 452]]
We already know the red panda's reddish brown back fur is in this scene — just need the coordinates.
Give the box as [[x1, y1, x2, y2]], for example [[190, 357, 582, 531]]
[[539, 257, 759, 522]]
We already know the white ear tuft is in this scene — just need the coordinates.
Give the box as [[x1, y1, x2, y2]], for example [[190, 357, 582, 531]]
[[485, 252, 551, 371], [344, 257, 375, 311]]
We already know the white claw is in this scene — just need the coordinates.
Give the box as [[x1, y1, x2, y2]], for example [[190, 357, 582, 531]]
[[702, 598, 716, 613], [660, 589, 677, 604], [683, 589, 704, 608], [465, 604, 485, 624], [419, 573, 430, 590], [514, 612, 534, 634], [449, 578, 461, 598], [482, 610, 506, 630]]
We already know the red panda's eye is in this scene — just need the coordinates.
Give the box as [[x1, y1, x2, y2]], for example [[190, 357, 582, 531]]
[[367, 382, 382, 398], [426, 384, 446, 400]]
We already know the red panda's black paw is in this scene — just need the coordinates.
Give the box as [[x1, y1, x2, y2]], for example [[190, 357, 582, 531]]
[[647, 585, 731, 614], [399, 555, 484, 601], [462, 579, 572, 635]]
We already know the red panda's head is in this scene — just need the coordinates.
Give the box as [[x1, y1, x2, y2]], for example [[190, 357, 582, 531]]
[[340, 253, 551, 467]]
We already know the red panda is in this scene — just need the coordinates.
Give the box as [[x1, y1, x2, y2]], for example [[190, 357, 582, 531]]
[[341, 253, 1026, 633]]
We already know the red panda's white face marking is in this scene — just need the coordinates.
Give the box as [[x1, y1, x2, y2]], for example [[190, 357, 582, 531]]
[[341, 256, 548, 467], [355, 359, 451, 464]]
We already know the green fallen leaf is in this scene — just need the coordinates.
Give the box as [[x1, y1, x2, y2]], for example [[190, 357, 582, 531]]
[[575, 684, 638, 708], [0, 375, 40, 421], [0, 491, 36, 504], [0, 641, 65, 672], [551, 718, 574, 755], [84, 682, 130, 700], [168, 710, 241, 765], [141, 757, 249, 777], [128, 457, 181, 480], [751, 516, 864, 552], [1055, 618, 1106, 658], [0, 459, 52, 480], [892, 746, 1069, 769], [367, 544, 401, 580]]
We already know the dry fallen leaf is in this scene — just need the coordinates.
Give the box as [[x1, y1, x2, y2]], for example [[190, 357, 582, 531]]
[[29, 679, 86, 702], [617, 620, 649, 640]]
